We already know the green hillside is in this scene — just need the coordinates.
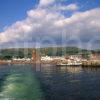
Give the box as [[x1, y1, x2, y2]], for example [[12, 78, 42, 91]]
[[0, 47, 99, 60]]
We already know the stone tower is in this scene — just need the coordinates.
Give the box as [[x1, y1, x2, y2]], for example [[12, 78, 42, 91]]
[[32, 49, 41, 64]]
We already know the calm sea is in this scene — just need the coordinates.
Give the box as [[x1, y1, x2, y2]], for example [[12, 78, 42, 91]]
[[0, 64, 100, 100]]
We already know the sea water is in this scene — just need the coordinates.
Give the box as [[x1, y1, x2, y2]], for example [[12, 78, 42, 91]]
[[0, 65, 100, 100], [0, 65, 44, 100]]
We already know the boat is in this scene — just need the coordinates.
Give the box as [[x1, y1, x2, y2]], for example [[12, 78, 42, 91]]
[[57, 62, 82, 66], [57, 63, 68, 66]]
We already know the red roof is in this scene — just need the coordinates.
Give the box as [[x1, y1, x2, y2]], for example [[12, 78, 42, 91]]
[[91, 54, 100, 59]]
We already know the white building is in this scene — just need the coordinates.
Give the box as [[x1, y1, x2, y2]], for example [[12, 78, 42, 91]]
[[69, 55, 82, 61], [41, 56, 53, 61], [12, 57, 31, 61], [41, 56, 66, 61]]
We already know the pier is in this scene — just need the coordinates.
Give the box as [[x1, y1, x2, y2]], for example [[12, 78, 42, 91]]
[[82, 60, 100, 67]]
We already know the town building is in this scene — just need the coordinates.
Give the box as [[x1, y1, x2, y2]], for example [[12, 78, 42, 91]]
[[90, 54, 100, 61]]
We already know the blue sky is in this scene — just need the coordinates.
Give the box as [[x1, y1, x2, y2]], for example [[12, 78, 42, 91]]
[[0, 0, 100, 31], [0, 0, 39, 32], [0, 0, 100, 49]]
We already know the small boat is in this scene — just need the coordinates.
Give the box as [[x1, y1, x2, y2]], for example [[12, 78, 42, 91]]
[[57, 62, 82, 66], [57, 63, 68, 66]]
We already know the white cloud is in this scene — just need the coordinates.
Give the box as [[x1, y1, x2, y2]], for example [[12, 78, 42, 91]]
[[66, 4, 78, 10], [39, 0, 55, 7], [0, 1, 100, 49], [55, 4, 78, 11]]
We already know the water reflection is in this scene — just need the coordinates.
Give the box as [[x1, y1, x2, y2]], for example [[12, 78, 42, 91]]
[[58, 66, 82, 74], [37, 65, 100, 100]]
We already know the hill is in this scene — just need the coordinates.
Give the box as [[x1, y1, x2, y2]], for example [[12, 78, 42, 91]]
[[0, 47, 99, 60]]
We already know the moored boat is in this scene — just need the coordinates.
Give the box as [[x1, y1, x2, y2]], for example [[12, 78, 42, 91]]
[[57, 62, 82, 66]]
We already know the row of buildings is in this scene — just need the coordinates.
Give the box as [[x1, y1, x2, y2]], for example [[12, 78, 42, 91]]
[[0, 49, 100, 65], [11, 52, 100, 65]]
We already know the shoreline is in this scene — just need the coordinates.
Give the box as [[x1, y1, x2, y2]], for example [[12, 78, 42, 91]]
[[0, 60, 100, 67]]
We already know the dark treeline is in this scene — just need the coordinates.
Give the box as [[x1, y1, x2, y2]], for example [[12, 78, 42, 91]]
[[0, 47, 99, 60]]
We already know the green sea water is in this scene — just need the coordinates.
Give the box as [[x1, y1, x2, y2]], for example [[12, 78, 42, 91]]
[[0, 65, 44, 100]]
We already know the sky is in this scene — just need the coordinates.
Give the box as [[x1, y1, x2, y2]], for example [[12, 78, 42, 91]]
[[0, 0, 100, 49]]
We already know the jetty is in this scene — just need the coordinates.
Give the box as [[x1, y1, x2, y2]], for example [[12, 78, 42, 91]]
[[82, 60, 100, 67]]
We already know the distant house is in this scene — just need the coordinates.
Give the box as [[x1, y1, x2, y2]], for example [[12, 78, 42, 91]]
[[68, 55, 82, 61], [41, 56, 53, 61], [12, 57, 31, 61], [90, 54, 100, 61], [41, 56, 66, 61]]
